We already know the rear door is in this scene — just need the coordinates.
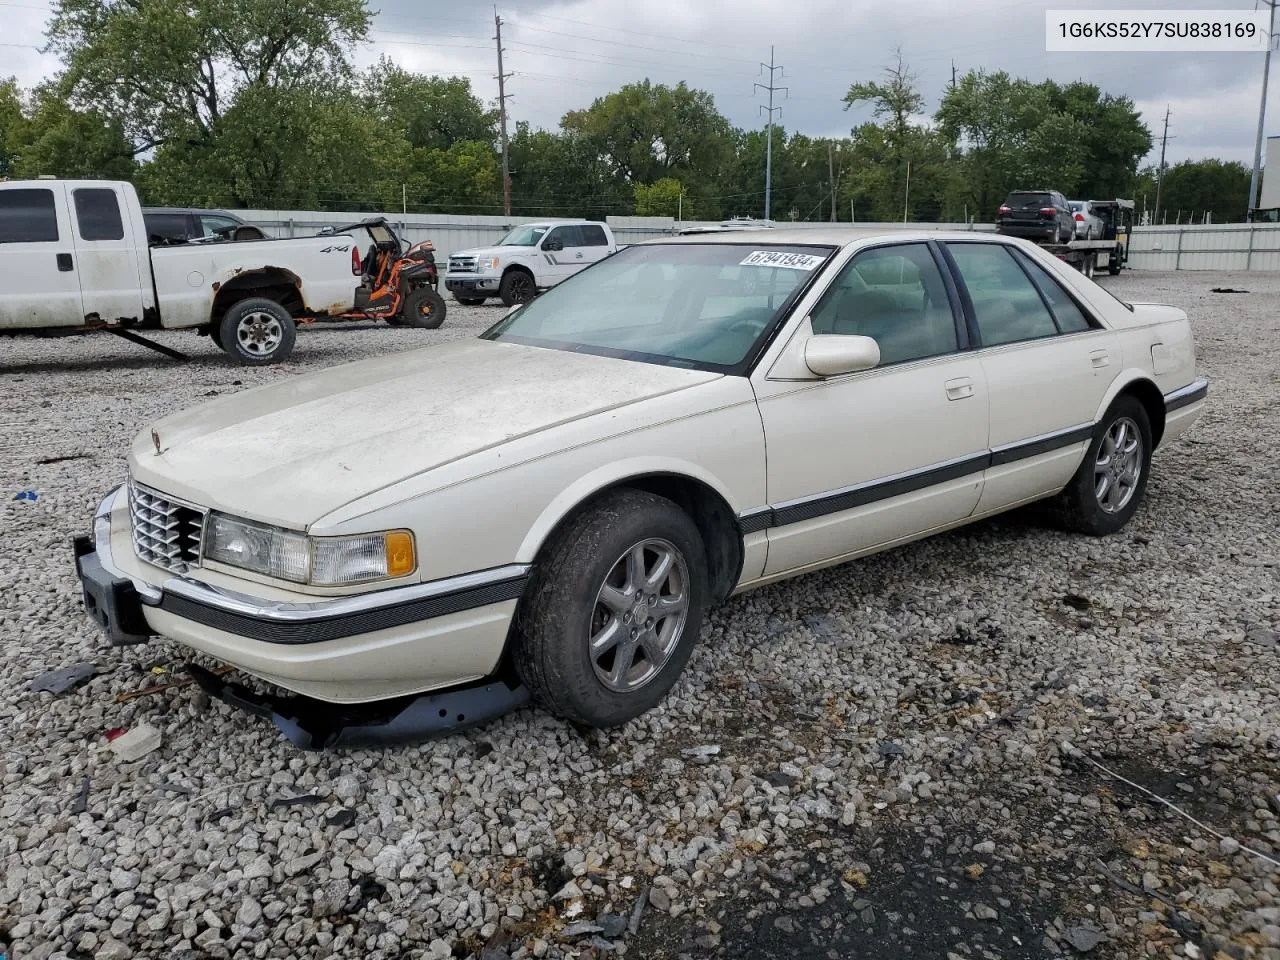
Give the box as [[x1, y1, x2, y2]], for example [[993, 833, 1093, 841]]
[[576, 224, 613, 269], [0, 184, 84, 329], [70, 184, 147, 323], [942, 240, 1115, 512]]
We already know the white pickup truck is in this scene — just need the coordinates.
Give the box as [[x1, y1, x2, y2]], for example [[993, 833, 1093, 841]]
[[0, 179, 363, 364], [444, 220, 617, 307]]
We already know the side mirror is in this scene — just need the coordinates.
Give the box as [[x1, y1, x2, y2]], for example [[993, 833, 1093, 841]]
[[544, 237, 564, 251], [804, 335, 880, 377]]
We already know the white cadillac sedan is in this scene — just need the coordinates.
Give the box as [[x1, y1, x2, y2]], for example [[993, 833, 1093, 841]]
[[76, 229, 1207, 737]]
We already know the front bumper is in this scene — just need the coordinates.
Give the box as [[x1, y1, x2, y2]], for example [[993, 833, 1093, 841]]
[[445, 275, 500, 294], [75, 486, 527, 704]]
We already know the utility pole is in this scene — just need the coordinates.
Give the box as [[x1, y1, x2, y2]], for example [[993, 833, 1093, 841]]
[[494, 8, 513, 217], [754, 46, 787, 221], [950, 59, 957, 90], [903, 160, 911, 223], [1248, 0, 1277, 217], [827, 142, 837, 221], [1154, 106, 1171, 226]]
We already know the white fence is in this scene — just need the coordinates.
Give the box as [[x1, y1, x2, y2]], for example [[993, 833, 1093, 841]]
[[238, 208, 1280, 271], [239, 209, 992, 262]]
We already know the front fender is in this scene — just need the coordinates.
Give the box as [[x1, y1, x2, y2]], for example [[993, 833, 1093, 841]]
[[515, 456, 743, 564]]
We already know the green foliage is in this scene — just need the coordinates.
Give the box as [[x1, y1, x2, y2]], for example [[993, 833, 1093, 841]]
[[0, 79, 27, 177], [633, 177, 683, 217], [363, 60, 496, 151], [1148, 159, 1251, 222]]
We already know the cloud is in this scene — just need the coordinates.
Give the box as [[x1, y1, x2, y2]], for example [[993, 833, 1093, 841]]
[[9, 0, 1275, 165]]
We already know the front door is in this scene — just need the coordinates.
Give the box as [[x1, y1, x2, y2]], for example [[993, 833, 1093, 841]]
[[0, 184, 84, 329], [754, 241, 990, 577], [539, 225, 581, 286], [70, 185, 146, 323]]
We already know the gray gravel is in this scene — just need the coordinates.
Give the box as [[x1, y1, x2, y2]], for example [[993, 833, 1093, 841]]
[[2, 274, 1277, 960]]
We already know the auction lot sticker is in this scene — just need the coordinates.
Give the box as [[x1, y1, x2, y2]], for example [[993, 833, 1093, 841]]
[[1046, 9, 1271, 51], [739, 250, 824, 270]]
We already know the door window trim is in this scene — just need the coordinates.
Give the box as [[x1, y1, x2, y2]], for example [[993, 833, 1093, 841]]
[[72, 187, 126, 242], [1008, 247, 1103, 332]]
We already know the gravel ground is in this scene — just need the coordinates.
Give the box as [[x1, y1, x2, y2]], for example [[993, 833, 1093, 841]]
[[2, 273, 1277, 960]]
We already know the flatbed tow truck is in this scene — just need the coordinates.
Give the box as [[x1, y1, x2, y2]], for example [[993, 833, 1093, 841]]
[[1039, 199, 1135, 279]]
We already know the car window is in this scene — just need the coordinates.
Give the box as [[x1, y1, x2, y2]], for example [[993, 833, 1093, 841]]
[[73, 188, 125, 241], [1013, 251, 1094, 333], [199, 215, 242, 237], [545, 225, 583, 248], [579, 224, 609, 247], [809, 243, 958, 365], [144, 213, 191, 242], [946, 242, 1059, 346], [0, 188, 59, 243]]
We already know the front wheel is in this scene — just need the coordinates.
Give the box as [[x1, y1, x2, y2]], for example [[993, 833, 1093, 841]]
[[512, 489, 708, 727], [1054, 396, 1152, 535], [218, 298, 296, 365], [1108, 246, 1123, 275], [499, 270, 536, 307], [398, 286, 446, 329]]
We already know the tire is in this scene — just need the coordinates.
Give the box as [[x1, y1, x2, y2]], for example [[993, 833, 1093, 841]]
[[1053, 395, 1152, 536], [499, 270, 536, 307], [453, 295, 486, 306], [1082, 253, 1096, 280], [512, 489, 708, 727], [398, 286, 446, 329], [218, 298, 296, 365], [1108, 246, 1123, 275], [1050, 224, 1062, 244]]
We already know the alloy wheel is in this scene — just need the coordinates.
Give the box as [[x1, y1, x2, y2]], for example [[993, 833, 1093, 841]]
[[1094, 416, 1142, 513]]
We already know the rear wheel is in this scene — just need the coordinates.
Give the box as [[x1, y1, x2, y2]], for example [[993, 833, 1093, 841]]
[[398, 286, 446, 329], [499, 270, 536, 307], [1108, 246, 1123, 275], [1054, 395, 1152, 536], [1082, 253, 1096, 279], [218, 298, 296, 365], [1050, 223, 1062, 244], [513, 489, 708, 727]]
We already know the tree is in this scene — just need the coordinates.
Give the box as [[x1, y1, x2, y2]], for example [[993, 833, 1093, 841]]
[[936, 70, 1090, 219], [634, 177, 683, 217], [14, 80, 136, 180], [1047, 82, 1150, 200], [0, 78, 27, 177], [561, 80, 734, 193], [47, 0, 371, 153], [507, 122, 632, 217], [1149, 159, 1251, 222], [363, 60, 496, 151]]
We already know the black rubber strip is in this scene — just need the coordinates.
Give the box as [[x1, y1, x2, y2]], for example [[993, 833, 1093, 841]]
[[1165, 381, 1208, 412], [159, 574, 528, 645], [988, 424, 1095, 467]]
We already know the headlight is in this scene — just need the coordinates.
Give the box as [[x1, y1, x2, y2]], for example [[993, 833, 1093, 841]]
[[204, 513, 416, 586], [482, 256, 500, 269]]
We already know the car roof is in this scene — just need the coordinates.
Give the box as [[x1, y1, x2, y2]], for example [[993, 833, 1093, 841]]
[[640, 227, 1017, 248]]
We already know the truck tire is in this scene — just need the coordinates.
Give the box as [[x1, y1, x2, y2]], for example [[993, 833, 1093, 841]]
[[499, 269, 536, 307], [218, 298, 297, 365], [1108, 246, 1123, 275], [398, 286, 446, 329], [453, 295, 486, 306]]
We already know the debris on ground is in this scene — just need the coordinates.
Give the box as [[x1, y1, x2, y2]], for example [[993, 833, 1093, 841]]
[[108, 723, 162, 762], [28, 662, 102, 694], [12, 489, 38, 502], [1210, 287, 1248, 293], [271, 794, 324, 810], [69, 776, 90, 814], [115, 664, 233, 702], [326, 808, 357, 828]]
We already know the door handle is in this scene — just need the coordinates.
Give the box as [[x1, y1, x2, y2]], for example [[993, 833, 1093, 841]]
[[575, 251, 584, 259], [1089, 348, 1110, 368], [944, 377, 974, 400], [56, 253, 74, 272]]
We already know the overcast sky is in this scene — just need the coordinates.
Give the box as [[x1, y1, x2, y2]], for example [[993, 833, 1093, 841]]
[[3, 0, 1275, 167]]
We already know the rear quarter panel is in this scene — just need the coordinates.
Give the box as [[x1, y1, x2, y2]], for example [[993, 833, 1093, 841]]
[[150, 237, 359, 328]]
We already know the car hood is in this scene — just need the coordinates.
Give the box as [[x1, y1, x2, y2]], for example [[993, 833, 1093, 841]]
[[129, 340, 721, 528]]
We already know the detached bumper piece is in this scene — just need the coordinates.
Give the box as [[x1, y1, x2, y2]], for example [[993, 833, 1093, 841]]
[[186, 663, 531, 749], [74, 535, 153, 646]]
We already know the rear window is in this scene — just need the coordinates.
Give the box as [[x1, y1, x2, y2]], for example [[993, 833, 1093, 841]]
[[1007, 193, 1052, 208], [0, 189, 59, 243], [144, 213, 191, 242], [580, 224, 609, 247], [74, 188, 125, 241]]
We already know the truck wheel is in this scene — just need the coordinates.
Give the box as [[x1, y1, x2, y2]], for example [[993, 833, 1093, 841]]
[[453, 295, 486, 306], [1082, 254, 1096, 279], [1108, 246, 1123, 275], [499, 270, 536, 307], [398, 286, 446, 329], [219, 298, 296, 365]]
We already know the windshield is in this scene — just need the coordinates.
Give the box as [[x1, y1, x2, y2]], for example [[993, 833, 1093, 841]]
[[482, 243, 835, 373], [499, 224, 550, 246]]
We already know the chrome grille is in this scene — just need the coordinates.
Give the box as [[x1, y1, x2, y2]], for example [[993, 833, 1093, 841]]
[[448, 255, 477, 273], [128, 481, 206, 574]]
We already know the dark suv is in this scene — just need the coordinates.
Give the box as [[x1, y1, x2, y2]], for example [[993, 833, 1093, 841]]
[[995, 190, 1075, 245]]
